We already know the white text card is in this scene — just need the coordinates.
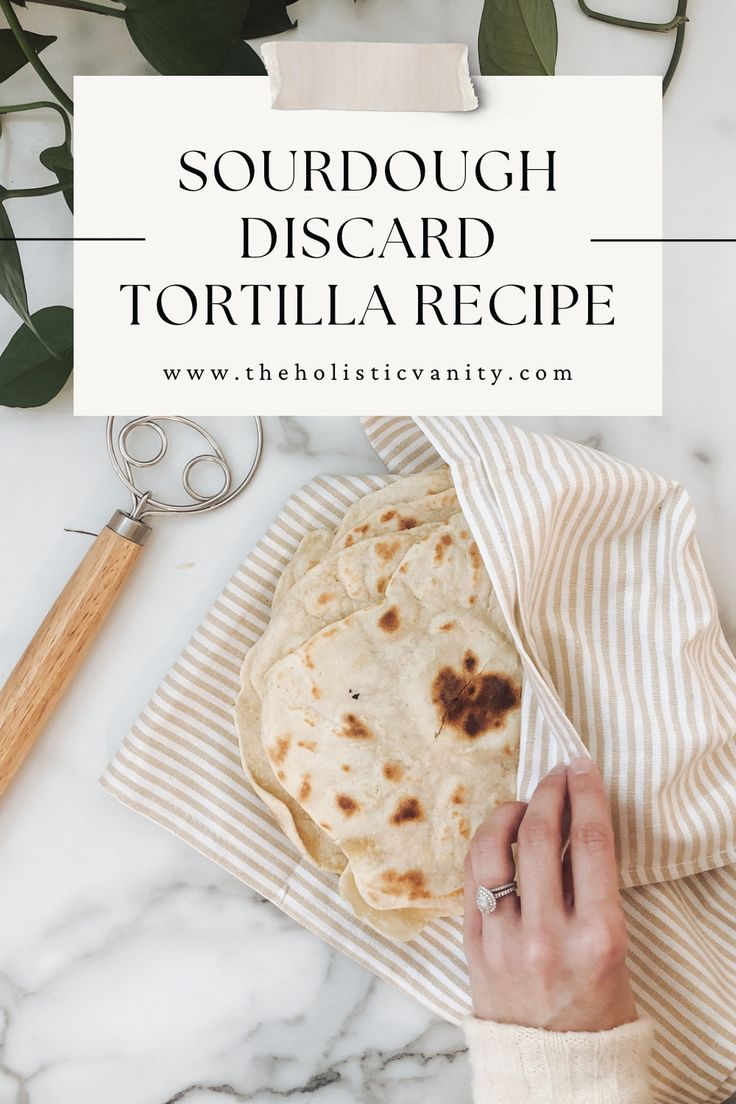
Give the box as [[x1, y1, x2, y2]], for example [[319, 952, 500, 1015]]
[[74, 76, 662, 415]]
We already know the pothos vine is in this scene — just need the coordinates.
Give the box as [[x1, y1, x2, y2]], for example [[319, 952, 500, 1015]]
[[577, 0, 689, 95]]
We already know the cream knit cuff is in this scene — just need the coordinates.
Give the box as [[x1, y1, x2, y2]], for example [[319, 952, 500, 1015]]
[[464, 1016, 655, 1104]]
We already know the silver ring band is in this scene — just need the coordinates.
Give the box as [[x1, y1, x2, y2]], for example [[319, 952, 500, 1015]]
[[476, 881, 518, 915]]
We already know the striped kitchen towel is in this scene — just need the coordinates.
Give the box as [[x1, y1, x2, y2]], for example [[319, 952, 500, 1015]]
[[102, 416, 736, 1104]]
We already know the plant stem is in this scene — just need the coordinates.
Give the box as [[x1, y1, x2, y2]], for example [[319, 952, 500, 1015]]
[[26, 0, 125, 17], [663, 1, 689, 94], [577, 0, 687, 33], [0, 100, 64, 113], [2, 182, 68, 199], [0, 0, 74, 114], [0, 100, 71, 147], [0, 102, 72, 200], [577, 0, 689, 96]]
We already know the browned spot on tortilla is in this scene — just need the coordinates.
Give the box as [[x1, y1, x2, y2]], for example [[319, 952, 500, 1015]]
[[376, 575, 388, 595], [344, 534, 354, 547], [399, 563, 408, 574], [383, 761, 403, 782], [355, 523, 370, 534], [469, 542, 482, 570], [460, 529, 469, 540], [304, 717, 316, 728], [271, 735, 291, 764], [380, 510, 396, 523], [323, 626, 338, 638], [311, 685, 321, 700], [458, 816, 471, 839], [375, 539, 400, 564], [380, 868, 429, 901], [304, 653, 315, 670], [277, 770, 285, 780], [336, 793, 359, 816], [318, 592, 333, 606], [452, 785, 466, 805], [341, 764, 351, 772], [464, 651, 478, 673], [469, 595, 477, 606], [299, 775, 312, 801], [378, 606, 400, 633], [398, 516, 418, 531], [439, 621, 455, 632], [340, 713, 373, 740], [297, 739, 316, 751], [434, 532, 453, 564], [320, 822, 332, 831], [390, 797, 424, 825], [432, 664, 521, 739]]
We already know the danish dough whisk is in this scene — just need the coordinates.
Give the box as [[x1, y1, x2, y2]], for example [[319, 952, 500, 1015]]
[[0, 415, 262, 797]]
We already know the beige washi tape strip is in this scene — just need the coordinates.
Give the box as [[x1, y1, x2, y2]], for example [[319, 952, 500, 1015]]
[[261, 41, 477, 112]]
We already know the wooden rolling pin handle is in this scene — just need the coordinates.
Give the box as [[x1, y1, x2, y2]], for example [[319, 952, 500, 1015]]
[[0, 511, 151, 797]]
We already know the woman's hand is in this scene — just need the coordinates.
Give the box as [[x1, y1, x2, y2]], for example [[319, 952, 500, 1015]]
[[464, 755, 638, 1033]]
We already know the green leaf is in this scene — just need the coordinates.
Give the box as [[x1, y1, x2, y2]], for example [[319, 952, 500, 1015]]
[[0, 305, 73, 408], [0, 29, 56, 84], [478, 0, 558, 75], [40, 139, 73, 213], [241, 0, 296, 39], [219, 38, 266, 75], [0, 201, 35, 331], [124, 0, 256, 75]]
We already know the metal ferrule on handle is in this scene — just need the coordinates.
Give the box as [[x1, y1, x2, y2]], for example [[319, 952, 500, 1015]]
[[107, 509, 151, 545]]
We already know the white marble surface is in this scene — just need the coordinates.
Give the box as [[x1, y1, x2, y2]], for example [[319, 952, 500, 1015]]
[[1, 3, 736, 1102]]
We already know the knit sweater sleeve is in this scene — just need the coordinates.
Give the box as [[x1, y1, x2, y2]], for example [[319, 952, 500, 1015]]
[[464, 1016, 654, 1104]]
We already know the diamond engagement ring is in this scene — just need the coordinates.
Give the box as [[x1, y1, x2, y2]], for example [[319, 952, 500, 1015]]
[[476, 881, 518, 914]]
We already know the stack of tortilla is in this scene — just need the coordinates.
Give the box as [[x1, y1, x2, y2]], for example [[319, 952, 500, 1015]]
[[234, 470, 522, 941]]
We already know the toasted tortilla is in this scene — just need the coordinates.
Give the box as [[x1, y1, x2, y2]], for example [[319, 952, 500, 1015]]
[[329, 487, 459, 553], [271, 530, 333, 612], [235, 519, 460, 870], [329, 468, 452, 547], [260, 515, 522, 915]]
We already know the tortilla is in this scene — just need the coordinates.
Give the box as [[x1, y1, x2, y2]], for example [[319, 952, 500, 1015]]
[[330, 487, 459, 553], [329, 467, 452, 546], [235, 518, 460, 870], [338, 867, 445, 940], [260, 515, 522, 914], [271, 530, 333, 611], [236, 646, 347, 872]]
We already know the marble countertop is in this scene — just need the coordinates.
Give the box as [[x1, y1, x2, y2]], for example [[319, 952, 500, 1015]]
[[1, 2, 736, 1102]]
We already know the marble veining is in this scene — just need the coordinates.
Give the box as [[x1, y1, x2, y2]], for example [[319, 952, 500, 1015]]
[[1, 1, 736, 1100]]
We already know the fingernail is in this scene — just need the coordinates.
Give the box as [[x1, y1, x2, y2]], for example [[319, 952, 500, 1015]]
[[547, 762, 567, 775], [569, 754, 593, 775]]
